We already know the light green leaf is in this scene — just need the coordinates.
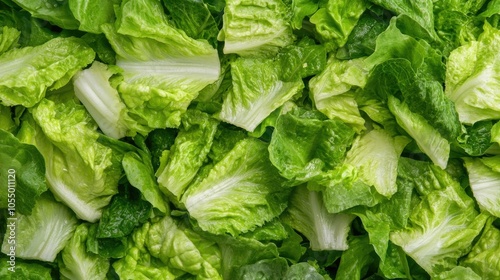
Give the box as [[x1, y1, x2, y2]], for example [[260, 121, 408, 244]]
[[218, 0, 295, 57], [219, 57, 303, 132], [183, 138, 291, 236], [1, 193, 78, 262], [461, 219, 500, 279], [282, 185, 355, 251], [445, 22, 500, 124], [68, 0, 117, 33], [0, 37, 95, 107], [309, 0, 368, 47], [27, 93, 122, 222], [388, 95, 450, 169], [0, 26, 19, 54], [101, 0, 220, 131], [156, 110, 219, 203], [146, 215, 222, 279], [12, 0, 79, 29], [390, 159, 489, 278], [73, 61, 130, 139], [269, 107, 355, 184], [0, 257, 52, 279], [59, 223, 110, 280], [344, 128, 410, 197], [463, 157, 500, 217], [309, 56, 367, 131]]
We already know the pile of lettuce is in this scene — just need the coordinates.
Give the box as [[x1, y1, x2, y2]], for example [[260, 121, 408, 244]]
[[2, 0, 500, 279]]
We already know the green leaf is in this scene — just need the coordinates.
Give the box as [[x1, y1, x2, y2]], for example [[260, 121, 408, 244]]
[[86, 224, 128, 259], [365, 55, 459, 143], [182, 138, 291, 236], [461, 219, 500, 279], [336, 7, 391, 59], [218, 0, 295, 57], [11, 0, 80, 29], [335, 236, 376, 280], [434, 266, 481, 280], [282, 185, 355, 251], [388, 94, 451, 169], [219, 57, 303, 132], [368, 0, 438, 41], [309, 0, 368, 47], [455, 120, 492, 156], [463, 157, 500, 218], [162, 0, 219, 48], [146, 215, 222, 279], [113, 223, 179, 280], [59, 223, 110, 280], [309, 56, 367, 131], [310, 164, 386, 213], [445, 22, 500, 124], [241, 218, 289, 242], [122, 152, 168, 213], [27, 92, 122, 222], [97, 193, 152, 239], [0, 37, 95, 107], [0, 26, 19, 54], [0, 105, 16, 132], [235, 258, 289, 280], [1, 193, 78, 262], [290, 0, 319, 30], [0, 257, 52, 279], [269, 108, 355, 184], [390, 158, 489, 278], [277, 40, 327, 81], [207, 125, 247, 164], [68, 0, 117, 33], [284, 262, 326, 280], [80, 33, 116, 65], [278, 226, 308, 264], [145, 128, 177, 171], [0, 129, 46, 215], [349, 160, 414, 263], [215, 235, 280, 280], [156, 110, 219, 203]]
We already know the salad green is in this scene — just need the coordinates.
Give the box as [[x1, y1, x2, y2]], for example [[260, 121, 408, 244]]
[[2, 0, 500, 279]]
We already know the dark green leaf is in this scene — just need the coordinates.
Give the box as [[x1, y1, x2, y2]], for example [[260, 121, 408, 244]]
[[0, 129, 47, 215], [163, 0, 219, 48], [277, 42, 327, 81], [455, 121, 492, 156], [86, 224, 128, 259], [337, 8, 391, 59], [145, 128, 178, 171], [80, 33, 116, 65], [335, 236, 376, 280], [97, 193, 152, 238], [235, 258, 289, 280]]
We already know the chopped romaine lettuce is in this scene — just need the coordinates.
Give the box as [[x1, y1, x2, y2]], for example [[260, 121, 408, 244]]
[[2, 1, 500, 278]]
